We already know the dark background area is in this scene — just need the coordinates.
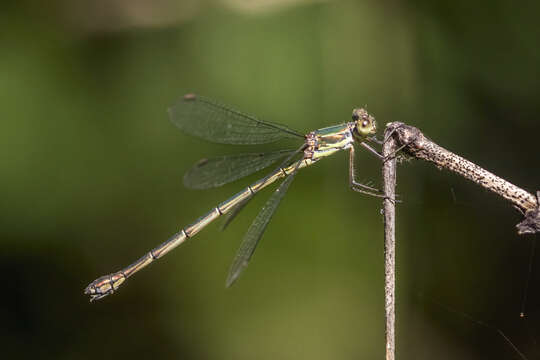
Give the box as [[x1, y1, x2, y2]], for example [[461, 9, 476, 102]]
[[1, 0, 539, 358]]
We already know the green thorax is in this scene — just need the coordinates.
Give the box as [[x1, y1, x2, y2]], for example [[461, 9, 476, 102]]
[[310, 123, 353, 160]]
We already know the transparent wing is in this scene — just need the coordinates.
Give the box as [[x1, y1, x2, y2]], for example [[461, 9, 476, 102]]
[[169, 94, 304, 144], [226, 162, 300, 287], [221, 197, 251, 231], [220, 145, 306, 230], [184, 150, 296, 189]]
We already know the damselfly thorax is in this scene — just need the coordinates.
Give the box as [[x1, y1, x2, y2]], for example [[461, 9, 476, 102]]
[[305, 109, 376, 161]]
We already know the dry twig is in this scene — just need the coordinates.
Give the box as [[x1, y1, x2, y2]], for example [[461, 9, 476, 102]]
[[384, 122, 540, 235], [382, 129, 398, 360]]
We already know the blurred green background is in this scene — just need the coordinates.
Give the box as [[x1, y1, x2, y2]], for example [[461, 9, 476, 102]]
[[1, 0, 539, 359]]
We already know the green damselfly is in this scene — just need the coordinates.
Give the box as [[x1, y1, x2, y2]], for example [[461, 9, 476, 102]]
[[85, 94, 381, 301]]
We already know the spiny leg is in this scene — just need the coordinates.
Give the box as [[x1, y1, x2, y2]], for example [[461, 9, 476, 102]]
[[359, 141, 383, 159], [348, 146, 385, 198], [367, 135, 383, 145]]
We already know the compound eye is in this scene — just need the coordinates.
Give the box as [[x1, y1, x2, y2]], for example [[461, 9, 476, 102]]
[[352, 114, 359, 121]]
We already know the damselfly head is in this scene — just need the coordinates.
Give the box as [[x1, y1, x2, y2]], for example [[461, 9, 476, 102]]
[[352, 108, 377, 138]]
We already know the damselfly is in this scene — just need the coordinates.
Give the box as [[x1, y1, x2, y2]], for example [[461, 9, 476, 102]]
[[85, 94, 382, 301]]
